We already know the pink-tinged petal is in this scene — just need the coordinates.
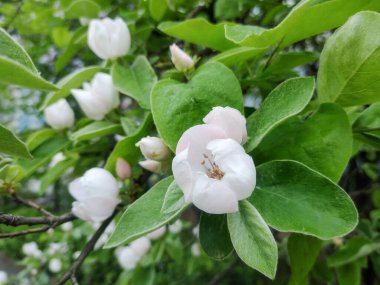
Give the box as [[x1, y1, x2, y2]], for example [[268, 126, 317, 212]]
[[203, 106, 247, 144], [191, 174, 239, 214], [176, 124, 227, 171], [172, 148, 193, 201]]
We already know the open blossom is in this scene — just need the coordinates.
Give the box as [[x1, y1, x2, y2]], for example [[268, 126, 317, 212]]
[[68, 168, 120, 223], [44, 99, 75, 130], [170, 44, 194, 71], [88, 17, 131, 60], [72, 73, 119, 120], [136, 136, 170, 161], [172, 107, 256, 214]]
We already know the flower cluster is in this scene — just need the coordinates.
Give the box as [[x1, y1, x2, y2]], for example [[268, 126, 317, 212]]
[[172, 107, 256, 214]]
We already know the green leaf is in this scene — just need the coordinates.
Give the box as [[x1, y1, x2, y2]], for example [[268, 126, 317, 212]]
[[16, 136, 70, 180], [161, 181, 187, 214], [288, 233, 322, 285], [105, 177, 188, 248], [70, 121, 122, 142], [250, 160, 358, 239], [211, 47, 267, 67], [42, 66, 102, 109], [227, 200, 277, 279], [0, 28, 37, 72], [65, 0, 101, 19], [199, 213, 233, 260], [225, 0, 380, 49], [40, 157, 78, 193], [353, 102, 380, 138], [252, 103, 352, 182], [149, 0, 167, 21], [112, 56, 157, 110], [327, 237, 380, 267], [26, 129, 55, 152], [246, 77, 315, 152], [336, 262, 361, 285], [214, 0, 241, 21], [151, 62, 243, 151], [0, 124, 32, 159], [318, 11, 380, 106], [0, 56, 57, 91], [158, 19, 238, 51], [105, 113, 153, 174]]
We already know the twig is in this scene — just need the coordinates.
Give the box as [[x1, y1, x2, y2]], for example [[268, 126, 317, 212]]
[[11, 193, 54, 217], [55, 212, 117, 285], [208, 258, 239, 285], [70, 275, 79, 285], [0, 213, 76, 239], [186, 5, 207, 19]]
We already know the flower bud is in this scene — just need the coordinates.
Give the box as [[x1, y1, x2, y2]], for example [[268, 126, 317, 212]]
[[22, 242, 42, 258], [72, 73, 119, 120], [169, 220, 182, 234], [130, 237, 151, 258], [48, 258, 62, 273], [68, 168, 120, 223], [88, 17, 131, 60], [116, 247, 140, 270], [139, 160, 161, 173], [116, 158, 132, 180], [61, 221, 73, 232], [135, 136, 170, 161], [146, 226, 166, 240], [0, 271, 8, 284], [44, 99, 75, 130], [170, 44, 194, 71]]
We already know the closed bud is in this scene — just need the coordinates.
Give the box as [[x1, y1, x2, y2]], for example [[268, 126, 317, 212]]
[[135, 136, 170, 161], [44, 99, 75, 130], [88, 17, 131, 60], [170, 44, 194, 72], [48, 258, 62, 273], [116, 158, 132, 180], [139, 160, 161, 173], [68, 168, 120, 223], [72, 73, 119, 120]]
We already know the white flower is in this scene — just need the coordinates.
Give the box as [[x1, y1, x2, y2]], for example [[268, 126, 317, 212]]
[[170, 44, 194, 71], [146, 226, 166, 240], [168, 220, 182, 234], [0, 271, 7, 285], [88, 17, 131, 60], [115, 247, 140, 270], [49, 258, 62, 273], [129, 237, 151, 258], [72, 73, 119, 120], [203, 106, 247, 144], [49, 152, 66, 168], [22, 242, 42, 258], [68, 168, 120, 223], [44, 99, 75, 130], [94, 221, 116, 250], [139, 160, 161, 173], [61, 221, 73, 232], [116, 158, 132, 180], [135, 136, 170, 161], [191, 243, 200, 257], [172, 107, 256, 214]]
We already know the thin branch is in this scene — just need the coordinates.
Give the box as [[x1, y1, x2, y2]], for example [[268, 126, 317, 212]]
[[0, 213, 76, 239], [55, 212, 117, 285], [11, 193, 54, 217]]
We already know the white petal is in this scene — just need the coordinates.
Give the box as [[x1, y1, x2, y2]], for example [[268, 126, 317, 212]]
[[146, 226, 166, 240], [191, 174, 238, 214], [130, 237, 151, 258], [73, 197, 120, 223], [172, 148, 193, 201], [203, 106, 247, 144]]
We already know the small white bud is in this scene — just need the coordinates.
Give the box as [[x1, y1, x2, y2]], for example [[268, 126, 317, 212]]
[[139, 160, 161, 173], [135, 136, 170, 161], [44, 99, 75, 130], [170, 44, 194, 72], [49, 258, 62, 273]]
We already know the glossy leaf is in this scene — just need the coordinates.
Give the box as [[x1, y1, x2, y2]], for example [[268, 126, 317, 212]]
[[199, 213, 233, 260], [149, 0, 167, 21], [227, 200, 278, 279], [161, 181, 187, 214], [252, 103, 352, 182], [246, 77, 315, 152], [211, 46, 266, 66], [105, 177, 188, 248], [0, 124, 32, 159], [70, 121, 122, 142], [318, 11, 380, 106], [65, 0, 101, 19], [250, 160, 358, 239], [151, 62, 243, 151], [112, 56, 157, 110]]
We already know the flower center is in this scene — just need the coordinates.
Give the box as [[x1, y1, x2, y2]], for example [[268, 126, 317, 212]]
[[201, 153, 225, 180]]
